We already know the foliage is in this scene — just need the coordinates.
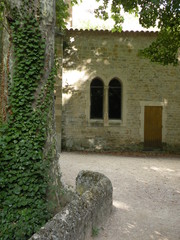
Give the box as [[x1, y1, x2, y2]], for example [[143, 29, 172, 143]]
[[0, 2, 57, 239], [56, 0, 80, 30], [141, 24, 180, 65], [0, 1, 4, 24], [1, 1, 179, 65], [92, 227, 100, 237], [1, 0, 75, 30], [95, 0, 180, 65], [56, 0, 69, 29]]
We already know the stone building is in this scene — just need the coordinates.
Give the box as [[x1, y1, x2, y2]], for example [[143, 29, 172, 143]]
[[0, 28, 180, 152], [55, 29, 180, 152]]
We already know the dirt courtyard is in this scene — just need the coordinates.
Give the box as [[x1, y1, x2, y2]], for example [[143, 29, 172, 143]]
[[59, 152, 180, 240]]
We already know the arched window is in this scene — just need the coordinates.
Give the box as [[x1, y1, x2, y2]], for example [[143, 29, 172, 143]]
[[108, 78, 121, 119], [90, 78, 104, 119]]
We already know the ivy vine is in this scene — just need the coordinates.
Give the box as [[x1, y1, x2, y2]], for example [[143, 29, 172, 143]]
[[0, 3, 57, 240]]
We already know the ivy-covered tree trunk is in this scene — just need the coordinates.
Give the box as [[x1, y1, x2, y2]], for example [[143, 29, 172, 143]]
[[0, 0, 62, 239]]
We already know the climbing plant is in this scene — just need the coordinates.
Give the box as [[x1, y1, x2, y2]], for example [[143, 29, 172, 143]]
[[0, 1, 59, 239], [0, 1, 4, 29]]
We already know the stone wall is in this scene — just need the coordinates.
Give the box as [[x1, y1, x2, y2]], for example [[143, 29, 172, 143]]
[[30, 170, 113, 240], [55, 33, 63, 153], [59, 29, 180, 152]]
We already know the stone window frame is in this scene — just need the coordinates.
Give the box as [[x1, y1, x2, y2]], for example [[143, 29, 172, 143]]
[[87, 76, 126, 127]]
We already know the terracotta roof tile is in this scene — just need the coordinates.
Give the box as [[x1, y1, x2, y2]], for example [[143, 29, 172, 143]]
[[65, 28, 158, 35]]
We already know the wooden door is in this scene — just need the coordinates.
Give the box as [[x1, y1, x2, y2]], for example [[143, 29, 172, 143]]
[[144, 106, 162, 149]]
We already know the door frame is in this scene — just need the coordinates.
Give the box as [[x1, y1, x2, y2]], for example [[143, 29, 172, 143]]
[[140, 101, 167, 143]]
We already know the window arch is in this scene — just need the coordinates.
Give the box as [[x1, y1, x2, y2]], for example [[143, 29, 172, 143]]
[[108, 78, 122, 119], [90, 78, 104, 119]]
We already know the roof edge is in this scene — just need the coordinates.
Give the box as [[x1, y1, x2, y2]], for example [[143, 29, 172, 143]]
[[65, 28, 158, 34]]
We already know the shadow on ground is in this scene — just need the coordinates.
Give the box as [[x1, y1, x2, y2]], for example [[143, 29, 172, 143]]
[[59, 152, 180, 240]]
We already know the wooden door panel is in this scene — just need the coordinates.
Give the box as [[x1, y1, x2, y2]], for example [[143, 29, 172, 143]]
[[144, 106, 162, 149]]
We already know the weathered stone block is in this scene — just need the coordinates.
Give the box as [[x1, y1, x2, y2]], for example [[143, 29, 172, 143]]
[[30, 171, 113, 240]]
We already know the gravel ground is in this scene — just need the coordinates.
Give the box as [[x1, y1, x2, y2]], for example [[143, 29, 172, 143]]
[[59, 152, 180, 240]]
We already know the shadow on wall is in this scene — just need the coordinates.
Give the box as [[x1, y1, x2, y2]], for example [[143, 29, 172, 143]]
[[60, 30, 156, 151], [61, 30, 151, 107], [57, 30, 180, 152]]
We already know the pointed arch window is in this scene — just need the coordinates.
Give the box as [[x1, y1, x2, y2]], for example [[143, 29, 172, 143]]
[[90, 78, 104, 119], [108, 78, 121, 119]]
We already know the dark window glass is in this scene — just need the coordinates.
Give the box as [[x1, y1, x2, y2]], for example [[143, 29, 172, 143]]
[[108, 79, 121, 119], [90, 78, 104, 119]]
